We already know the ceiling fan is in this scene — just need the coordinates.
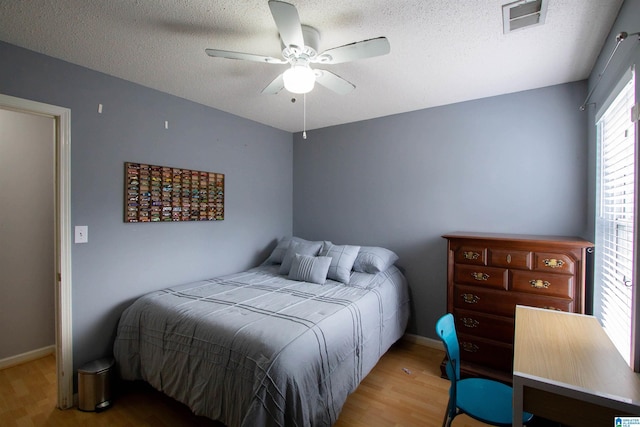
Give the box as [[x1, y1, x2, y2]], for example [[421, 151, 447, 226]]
[[205, 0, 390, 95]]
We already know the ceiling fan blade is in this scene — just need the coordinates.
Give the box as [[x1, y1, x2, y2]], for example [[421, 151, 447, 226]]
[[205, 49, 286, 64], [262, 73, 285, 94], [315, 37, 390, 64], [268, 0, 305, 49], [314, 69, 355, 95]]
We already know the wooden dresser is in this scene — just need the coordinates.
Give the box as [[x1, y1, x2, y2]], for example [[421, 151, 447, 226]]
[[443, 232, 594, 383]]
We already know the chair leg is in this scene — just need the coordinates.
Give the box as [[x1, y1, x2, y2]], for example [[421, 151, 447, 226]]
[[441, 398, 454, 427]]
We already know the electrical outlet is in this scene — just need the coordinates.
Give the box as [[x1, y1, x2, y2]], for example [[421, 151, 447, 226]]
[[75, 226, 88, 243]]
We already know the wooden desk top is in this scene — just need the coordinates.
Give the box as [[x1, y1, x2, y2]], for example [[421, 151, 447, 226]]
[[513, 305, 640, 407]]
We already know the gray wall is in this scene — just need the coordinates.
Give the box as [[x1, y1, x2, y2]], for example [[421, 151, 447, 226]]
[[0, 109, 55, 359], [2, 0, 634, 367], [292, 82, 589, 339], [0, 41, 293, 369]]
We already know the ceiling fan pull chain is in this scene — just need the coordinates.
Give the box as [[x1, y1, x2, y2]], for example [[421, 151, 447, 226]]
[[303, 93, 307, 140]]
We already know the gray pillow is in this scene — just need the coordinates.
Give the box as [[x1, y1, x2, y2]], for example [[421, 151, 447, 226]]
[[279, 240, 323, 274], [264, 237, 293, 264], [264, 236, 315, 264], [319, 242, 360, 284], [353, 246, 399, 273], [288, 254, 332, 285]]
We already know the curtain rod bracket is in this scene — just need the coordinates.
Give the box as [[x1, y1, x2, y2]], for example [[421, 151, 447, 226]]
[[579, 31, 640, 111]]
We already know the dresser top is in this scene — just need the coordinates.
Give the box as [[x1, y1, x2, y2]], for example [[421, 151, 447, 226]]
[[443, 232, 593, 247]]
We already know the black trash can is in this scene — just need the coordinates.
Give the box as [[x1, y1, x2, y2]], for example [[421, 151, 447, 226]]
[[77, 357, 114, 411]]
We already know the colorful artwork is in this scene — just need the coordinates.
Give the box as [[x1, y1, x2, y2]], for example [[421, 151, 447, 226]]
[[124, 162, 224, 222]]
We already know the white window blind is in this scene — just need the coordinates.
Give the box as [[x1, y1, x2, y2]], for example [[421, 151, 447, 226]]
[[594, 70, 636, 366]]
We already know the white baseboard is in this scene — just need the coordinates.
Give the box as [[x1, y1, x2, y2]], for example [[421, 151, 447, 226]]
[[0, 345, 55, 370], [402, 333, 444, 351]]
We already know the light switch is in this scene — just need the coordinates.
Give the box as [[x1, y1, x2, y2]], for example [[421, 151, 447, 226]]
[[75, 226, 88, 243]]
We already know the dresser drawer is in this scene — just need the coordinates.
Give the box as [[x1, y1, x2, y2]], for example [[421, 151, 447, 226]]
[[457, 333, 513, 372], [453, 246, 487, 266], [511, 270, 574, 299], [454, 264, 507, 290], [453, 308, 514, 343], [489, 249, 532, 269], [534, 252, 576, 275], [454, 285, 574, 316]]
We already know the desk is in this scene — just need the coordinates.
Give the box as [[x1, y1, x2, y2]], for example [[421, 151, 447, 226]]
[[513, 306, 640, 427]]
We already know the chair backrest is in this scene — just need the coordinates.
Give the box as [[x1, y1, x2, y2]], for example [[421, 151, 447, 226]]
[[435, 313, 461, 381]]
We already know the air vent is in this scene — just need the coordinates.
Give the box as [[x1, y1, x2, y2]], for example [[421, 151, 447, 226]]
[[502, 0, 547, 34]]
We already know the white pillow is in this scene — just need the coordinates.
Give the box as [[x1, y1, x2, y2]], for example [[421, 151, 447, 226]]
[[288, 254, 332, 285]]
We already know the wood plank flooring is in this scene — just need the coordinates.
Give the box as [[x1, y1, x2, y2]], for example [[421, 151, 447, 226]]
[[0, 340, 547, 426]]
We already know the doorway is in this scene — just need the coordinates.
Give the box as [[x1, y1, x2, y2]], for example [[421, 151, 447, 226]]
[[0, 94, 72, 409]]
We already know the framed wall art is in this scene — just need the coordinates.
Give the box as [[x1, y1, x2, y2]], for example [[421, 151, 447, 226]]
[[124, 162, 224, 223]]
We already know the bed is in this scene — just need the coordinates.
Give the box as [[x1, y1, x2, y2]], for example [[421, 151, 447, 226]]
[[113, 238, 410, 426]]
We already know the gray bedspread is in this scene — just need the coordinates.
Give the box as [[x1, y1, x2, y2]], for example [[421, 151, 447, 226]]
[[113, 264, 410, 427]]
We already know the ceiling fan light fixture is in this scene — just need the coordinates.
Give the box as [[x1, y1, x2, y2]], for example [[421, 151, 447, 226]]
[[283, 64, 315, 94]]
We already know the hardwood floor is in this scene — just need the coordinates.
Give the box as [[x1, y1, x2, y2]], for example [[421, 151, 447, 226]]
[[0, 340, 515, 427]]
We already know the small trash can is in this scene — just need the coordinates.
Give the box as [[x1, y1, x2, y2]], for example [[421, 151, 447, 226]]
[[77, 357, 114, 412]]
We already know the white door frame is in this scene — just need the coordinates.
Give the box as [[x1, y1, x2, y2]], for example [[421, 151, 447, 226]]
[[0, 94, 73, 409]]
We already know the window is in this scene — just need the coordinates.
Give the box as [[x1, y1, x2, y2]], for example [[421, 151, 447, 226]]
[[594, 68, 636, 366]]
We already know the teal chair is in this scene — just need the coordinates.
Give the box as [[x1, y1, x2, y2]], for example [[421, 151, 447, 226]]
[[435, 313, 533, 427]]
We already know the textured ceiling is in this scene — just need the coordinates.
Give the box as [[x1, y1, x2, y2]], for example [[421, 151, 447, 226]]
[[0, 0, 623, 132]]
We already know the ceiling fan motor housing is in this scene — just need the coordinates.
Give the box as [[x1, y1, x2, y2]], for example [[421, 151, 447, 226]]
[[282, 25, 320, 62]]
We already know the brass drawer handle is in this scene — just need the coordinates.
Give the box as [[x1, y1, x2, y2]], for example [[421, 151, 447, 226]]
[[464, 251, 480, 260], [461, 342, 479, 353], [461, 293, 480, 304], [543, 258, 565, 268], [530, 279, 551, 289], [461, 317, 479, 328], [471, 272, 489, 281]]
